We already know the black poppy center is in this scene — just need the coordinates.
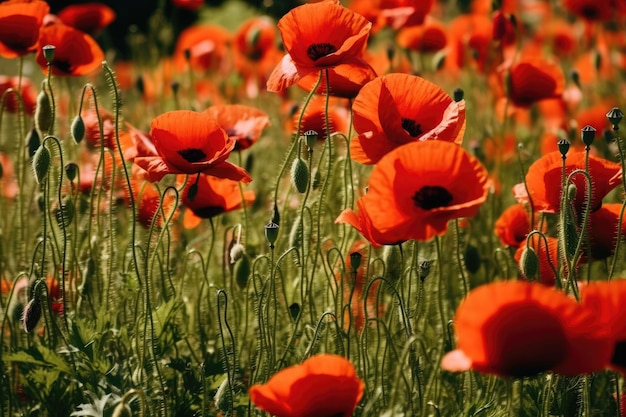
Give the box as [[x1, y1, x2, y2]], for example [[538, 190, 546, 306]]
[[307, 43, 337, 61], [611, 340, 626, 369], [178, 148, 207, 163], [53, 60, 73, 74], [401, 118, 423, 137], [413, 186, 453, 210]]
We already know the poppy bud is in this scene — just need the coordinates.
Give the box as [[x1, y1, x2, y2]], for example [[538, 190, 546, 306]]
[[566, 183, 577, 202], [290, 158, 309, 193], [32, 145, 51, 184], [71, 115, 85, 144], [519, 246, 538, 280], [26, 128, 41, 159], [65, 162, 78, 182], [235, 254, 251, 289], [229, 242, 245, 264], [22, 297, 42, 333], [265, 222, 279, 247], [581, 125, 596, 147], [349, 252, 362, 271], [606, 107, 624, 130], [42, 45, 55, 64], [557, 139, 570, 157], [35, 90, 52, 135]]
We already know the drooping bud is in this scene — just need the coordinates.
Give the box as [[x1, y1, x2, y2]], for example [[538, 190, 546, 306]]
[[26, 128, 41, 159], [234, 254, 251, 289], [22, 297, 42, 333], [65, 162, 78, 182], [289, 303, 300, 320], [32, 145, 51, 184], [581, 125, 596, 147], [519, 246, 539, 280], [290, 158, 309, 193], [70, 115, 85, 144]]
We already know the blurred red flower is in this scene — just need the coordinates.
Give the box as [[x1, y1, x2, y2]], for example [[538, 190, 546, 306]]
[[0, 75, 37, 114], [57, 3, 115, 36], [504, 57, 565, 107], [0, 0, 49, 58], [203, 104, 269, 151], [249, 354, 364, 417]]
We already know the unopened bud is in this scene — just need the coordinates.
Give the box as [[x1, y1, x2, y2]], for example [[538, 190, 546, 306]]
[[71, 115, 85, 144], [290, 158, 309, 193], [519, 246, 539, 279], [234, 254, 251, 289], [22, 297, 42, 333], [35, 90, 52, 135], [32, 145, 51, 184]]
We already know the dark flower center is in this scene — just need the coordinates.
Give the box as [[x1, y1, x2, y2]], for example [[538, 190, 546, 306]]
[[193, 206, 225, 219], [307, 43, 337, 61], [413, 186, 453, 210], [178, 148, 207, 163], [401, 118, 423, 137], [611, 340, 626, 369], [53, 60, 73, 74]]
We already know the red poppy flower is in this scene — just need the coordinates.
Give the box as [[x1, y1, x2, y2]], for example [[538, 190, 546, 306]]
[[296, 58, 377, 99], [563, 0, 626, 22], [494, 203, 533, 247], [337, 140, 489, 244], [378, 0, 434, 29], [588, 204, 626, 260], [234, 16, 277, 63], [203, 104, 269, 151], [134, 110, 252, 183], [173, 25, 231, 73], [505, 57, 565, 107], [133, 178, 179, 228], [350, 74, 466, 164], [35, 23, 104, 76], [514, 235, 560, 286], [581, 281, 626, 375], [57, 3, 116, 36], [82, 108, 115, 149], [518, 150, 622, 215], [266, 1, 372, 92], [181, 174, 255, 228], [444, 13, 493, 74], [0, 75, 37, 114], [396, 16, 447, 53], [288, 96, 350, 142], [442, 281, 613, 377], [249, 354, 364, 417], [0, 0, 49, 58]]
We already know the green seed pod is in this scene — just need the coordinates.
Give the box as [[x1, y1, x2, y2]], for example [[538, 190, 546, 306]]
[[289, 303, 300, 320], [349, 252, 362, 271], [22, 297, 42, 333], [35, 90, 52, 135], [71, 115, 85, 144], [42, 45, 55, 63], [290, 158, 309, 193], [235, 254, 251, 289], [65, 162, 78, 182], [519, 246, 539, 280], [265, 222, 279, 247], [32, 145, 51, 184]]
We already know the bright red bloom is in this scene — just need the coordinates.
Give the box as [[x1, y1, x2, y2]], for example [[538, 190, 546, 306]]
[[57, 3, 116, 36], [0, 0, 49, 58], [267, 1, 372, 92], [588, 204, 626, 260], [350, 73, 466, 164], [288, 96, 350, 142], [494, 204, 533, 247], [581, 281, 626, 375], [134, 110, 252, 183], [203, 104, 269, 151], [35, 23, 104, 76], [396, 16, 447, 53], [296, 59, 377, 99], [442, 281, 613, 377], [0, 75, 37, 114], [563, 0, 626, 21], [337, 140, 489, 245], [505, 57, 565, 107], [133, 178, 179, 228], [181, 174, 255, 228], [173, 25, 231, 73], [249, 354, 364, 417], [378, 0, 434, 29], [517, 150, 622, 215], [82, 108, 115, 149]]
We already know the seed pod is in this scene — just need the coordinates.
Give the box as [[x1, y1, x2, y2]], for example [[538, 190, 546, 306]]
[[71, 115, 85, 143], [65, 162, 78, 182], [22, 297, 42, 333], [519, 246, 539, 280], [290, 158, 309, 193], [35, 90, 52, 135], [32, 145, 51, 184], [265, 222, 279, 247]]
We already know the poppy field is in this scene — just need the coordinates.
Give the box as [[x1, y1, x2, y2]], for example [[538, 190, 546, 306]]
[[1, 0, 626, 415]]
